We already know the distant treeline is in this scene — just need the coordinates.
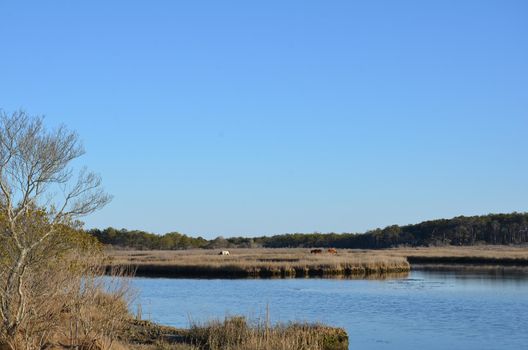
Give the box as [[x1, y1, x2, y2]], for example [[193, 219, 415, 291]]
[[89, 228, 209, 250], [88, 213, 528, 250]]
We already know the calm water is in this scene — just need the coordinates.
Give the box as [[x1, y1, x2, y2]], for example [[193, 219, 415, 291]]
[[130, 271, 528, 350]]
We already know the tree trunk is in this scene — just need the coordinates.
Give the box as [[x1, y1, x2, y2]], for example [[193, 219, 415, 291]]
[[2, 249, 28, 341]]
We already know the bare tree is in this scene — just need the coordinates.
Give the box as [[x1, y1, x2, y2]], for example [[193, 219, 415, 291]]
[[0, 110, 111, 348]]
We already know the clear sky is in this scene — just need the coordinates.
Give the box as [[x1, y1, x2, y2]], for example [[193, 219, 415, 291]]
[[1, 1, 527, 238]]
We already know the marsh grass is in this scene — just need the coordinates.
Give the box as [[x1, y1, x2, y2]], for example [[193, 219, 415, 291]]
[[187, 316, 346, 350], [107, 248, 410, 278], [125, 316, 348, 350], [378, 246, 528, 267], [107, 246, 528, 278]]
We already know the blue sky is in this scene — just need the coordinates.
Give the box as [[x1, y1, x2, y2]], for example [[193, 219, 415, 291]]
[[1, 1, 527, 238]]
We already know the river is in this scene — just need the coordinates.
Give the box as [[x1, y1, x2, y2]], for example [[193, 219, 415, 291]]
[[130, 270, 528, 350]]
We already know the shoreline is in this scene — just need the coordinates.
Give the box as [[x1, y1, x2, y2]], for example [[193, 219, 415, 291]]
[[411, 264, 528, 275], [114, 261, 411, 279], [109, 262, 528, 279], [407, 255, 528, 266], [120, 265, 411, 279]]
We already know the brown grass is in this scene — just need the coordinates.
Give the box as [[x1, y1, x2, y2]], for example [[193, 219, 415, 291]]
[[106, 246, 528, 278], [0, 251, 134, 350], [372, 246, 528, 268], [379, 245, 528, 259], [376, 246, 528, 271], [106, 248, 410, 278], [124, 317, 348, 350]]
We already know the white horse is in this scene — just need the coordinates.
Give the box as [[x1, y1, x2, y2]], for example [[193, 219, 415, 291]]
[[219, 250, 230, 255]]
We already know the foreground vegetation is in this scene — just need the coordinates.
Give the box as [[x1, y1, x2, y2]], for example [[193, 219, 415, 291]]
[[0, 111, 117, 349], [89, 212, 528, 250], [125, 317, 348, 350]]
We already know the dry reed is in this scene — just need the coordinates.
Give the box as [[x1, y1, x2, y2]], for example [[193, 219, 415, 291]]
[[0, 251, 134, 350], [107, 248, 410, 278], [124, 316, 348, 350]]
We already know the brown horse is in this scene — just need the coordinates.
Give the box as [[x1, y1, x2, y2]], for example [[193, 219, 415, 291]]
[[327, 248, 337, 254], [310, 249, 323, 254]]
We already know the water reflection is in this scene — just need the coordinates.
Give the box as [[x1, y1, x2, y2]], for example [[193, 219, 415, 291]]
[[413, 264, 528, 276], [272, 271, 410, 280]]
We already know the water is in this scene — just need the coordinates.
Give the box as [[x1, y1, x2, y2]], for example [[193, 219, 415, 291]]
[[130, 271, 528, 350]]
